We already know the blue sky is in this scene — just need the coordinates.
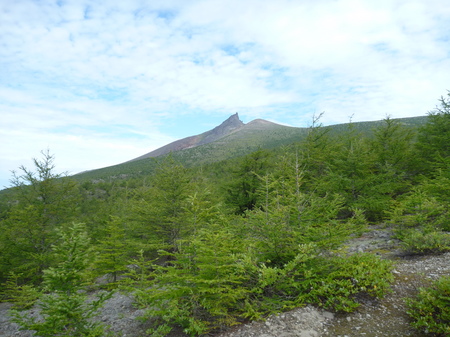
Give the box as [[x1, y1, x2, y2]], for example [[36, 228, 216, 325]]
[[1, 0, 450, 189]]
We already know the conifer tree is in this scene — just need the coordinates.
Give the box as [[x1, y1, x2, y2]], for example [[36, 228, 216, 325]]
[[225, 149, 272, 214], [416, 91, 450, 173], [298, 113, 334, 190], [0, 150, 81, 283], [11, 223, 110, 337], [93, 215, 129, 284], [321, 124, 375, 218], [139, 226, 249, 336], [371, 117, 415, 173], [184, 188, 221, 237], [130, 156, 192, 251], [361, 117, 416, 220]]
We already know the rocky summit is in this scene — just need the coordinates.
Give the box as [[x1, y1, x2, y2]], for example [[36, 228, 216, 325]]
[[129, 113, 245, 161]]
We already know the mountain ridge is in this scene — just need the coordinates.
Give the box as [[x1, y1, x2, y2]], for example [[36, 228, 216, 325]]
[[72, 114, 427, 182], [129, 114, 427, 165]]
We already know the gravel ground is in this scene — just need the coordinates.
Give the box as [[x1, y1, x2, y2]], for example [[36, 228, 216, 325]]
[[315, 252, 450, 337], [1, 226, 449, 337]]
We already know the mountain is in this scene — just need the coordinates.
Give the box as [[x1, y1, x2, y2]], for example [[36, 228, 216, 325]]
[[74, 115, 427, 181], [129, 114, 306, 165], [130, 115, 428, 165], [129, 113, 245, 161]]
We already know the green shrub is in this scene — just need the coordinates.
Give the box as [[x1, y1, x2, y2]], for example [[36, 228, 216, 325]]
[[388, 188, 447, 230], [406, 276, 450, 335], [241, 248, 393, 314], [399, 229, 450, 255], [312, 253, 394, 312], [0, 273, 39, 310]]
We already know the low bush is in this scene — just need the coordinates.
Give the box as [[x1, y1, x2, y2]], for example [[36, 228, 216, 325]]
[[406, 276, 450, 336], [0, 273, 39, 310], [399, 229, 450, 255], [312, 253, 394, 312]]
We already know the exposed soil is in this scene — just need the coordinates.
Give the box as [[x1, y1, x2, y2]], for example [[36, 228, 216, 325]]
[[1, 226, 449, 337]]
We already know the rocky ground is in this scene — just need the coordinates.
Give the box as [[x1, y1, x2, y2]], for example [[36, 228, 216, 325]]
[[1, 225, 449, 337]]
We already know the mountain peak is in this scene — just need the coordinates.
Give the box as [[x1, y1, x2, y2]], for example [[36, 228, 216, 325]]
[[128, 113, 245, 161], [227, 112, 242, 124], [204, 113, 244, 141]]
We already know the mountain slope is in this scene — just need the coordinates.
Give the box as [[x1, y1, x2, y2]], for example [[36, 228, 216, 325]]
[[129, 113, 244, 161]]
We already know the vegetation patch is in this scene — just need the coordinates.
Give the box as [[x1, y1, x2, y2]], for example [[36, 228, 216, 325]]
[[406, 276, 450, 336]]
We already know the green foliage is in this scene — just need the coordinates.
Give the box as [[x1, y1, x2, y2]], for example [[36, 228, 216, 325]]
[[416, 91, 450, 172], [225, 149, 273, 214], [0, 150, 81, 283], [240, 171, 365, 265], [359, 117, 415, 219], [371, 117, 416, 171], [121, 249, 155, 307], [239, 247, 393, 315], [387, 181, 450, 254], [388, 187, 447, 230], [313, 253, 393, 312], [129, 156, 192, 250], [93, 215, 130, 285], [1, 106, 447, 336], [0, 272, 39, 309], [419, 170, 450, 227], [399, 229, 450, 255], [183, 187, 222, 235], [133, 233, 393, 337], [406, 276, 450, 336], [299, 112, 334, 185], [138, 227, 249, 336], [324, 125, 376, 217], [11, 224, 110, 337]]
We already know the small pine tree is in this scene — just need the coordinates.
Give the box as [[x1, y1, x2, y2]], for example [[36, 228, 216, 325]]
[[0, 272, 39, 309], [93, 216, 129, 284], [139, 227, 250, 336], [0, 150, 81, 283], [11, 223, 110, 337], [130, 156, 192, 251], [416, 91, 450, 173]]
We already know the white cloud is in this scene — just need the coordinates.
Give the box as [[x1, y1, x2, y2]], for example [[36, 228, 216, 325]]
[[1, 0, 449, 188]]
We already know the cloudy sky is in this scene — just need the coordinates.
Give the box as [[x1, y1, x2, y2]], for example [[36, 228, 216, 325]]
[[1, 0, 449, 189]]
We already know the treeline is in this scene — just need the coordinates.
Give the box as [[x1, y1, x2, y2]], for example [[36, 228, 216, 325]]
[[0, 93, 449, 336]]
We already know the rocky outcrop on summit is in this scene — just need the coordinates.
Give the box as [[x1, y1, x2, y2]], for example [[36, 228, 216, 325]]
[[129, 113, 244, 161], [198, 113, 244, 145]]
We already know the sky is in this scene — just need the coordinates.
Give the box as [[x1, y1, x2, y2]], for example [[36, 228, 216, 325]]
[[1, 0, 450, 189]]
